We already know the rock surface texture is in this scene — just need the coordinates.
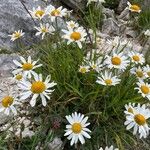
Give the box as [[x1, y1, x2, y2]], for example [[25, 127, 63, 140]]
[[0, 0, 44, 50]]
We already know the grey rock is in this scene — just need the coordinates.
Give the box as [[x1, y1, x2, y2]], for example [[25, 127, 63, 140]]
[[117, 0, 127, 13], [118, 9, 130, 21], [102, 7, 115, 19], [60, 0, 86, 10], [0, 54, 19, 77], [0, 0, 44, 50], [102, 18, 120, 36], [48, 137, 63, 150], [125, 27, 138, 38]]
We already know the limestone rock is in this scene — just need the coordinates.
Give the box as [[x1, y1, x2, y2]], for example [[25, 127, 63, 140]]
[[102, 18, 120, 36]]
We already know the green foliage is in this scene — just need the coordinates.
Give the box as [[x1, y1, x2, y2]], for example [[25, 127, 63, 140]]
[[138, 8, 150, 29]]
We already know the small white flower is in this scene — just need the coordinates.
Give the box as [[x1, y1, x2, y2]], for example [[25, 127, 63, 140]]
[[35, 23, 55, 39], [128, 51, 145, 65], [79, 65, 90, 74], [64, 112, 91, 146], [0, 87, 19, 116], [46, 5, 68, 22], [29, 6, 45, 20], [87, 0, 105, 6], [66, 21, 79, 30], [96, 71, 121, 86], [19, 74, 57, 107], [144, 29, 150, 37], [127, 1, 141, 13], [99, 145, 119, 150], [135, 80, 150, 100], [143, 65, 150, 78], [9, 30, 24, 41], [130, 66, 146, 79], [89, 60, 103, 72], [124, 103, 150, 138], [124, 103, 136, 115], [13, 56, 42, 79], [62, 27, 87, 49], [105, 52, 129, 70]]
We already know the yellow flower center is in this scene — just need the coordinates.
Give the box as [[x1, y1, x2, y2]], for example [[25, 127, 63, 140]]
[[35, 10, 45, 17], [51, 9, 60, 16], [105, 79, 112, 85], [111, 57, 121, 65], [136, 71, 143, 78], [134, 114, 146, 125], [70, 23, 75, 28], [31, 81, 46, 94], [14, 32, 21, 39], [15, 74, 23, 80], [80, 67, 87, 73], [41, 27, 48, 33], [2, 96, 14, 108], [141, 85, 150, 94], [128, 107, 134, 114], [22, 63, 33, 71], [70, 32, 81, 41], [132, 55, 140, 62], [92, 64, 97, 69], [72, 123, 82, 134], [130, 4, 141, 12]]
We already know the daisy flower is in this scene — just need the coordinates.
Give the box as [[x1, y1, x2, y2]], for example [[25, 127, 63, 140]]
[[13, 56, 42, 79], [99, 145, 119, 150], [124, 103, 136, 115], [29, 6, 45, 20], [79, 65, 90, 74], [0, 87, 19, 116], [19, 74, 57, 107], [124, 104, 150, 138], [135, 80, 150, 100], [105, 52, 129, 70], [143, 65, 150, 78], [62, 27, 87, 49], [130, 66, 146, 79], [128, 51, 145, 65], [87, 0, 105, 6], [96, 71, 121, 86], [9, 30, 24, 41], [127, 1, 141, 13], [64, 112, 91, 145], [46, 5, 67, 22], [35, 23, 55, 39], [66, 21, 79, 30], [13, 73, 24, 82], [89, 60, 103, 72]]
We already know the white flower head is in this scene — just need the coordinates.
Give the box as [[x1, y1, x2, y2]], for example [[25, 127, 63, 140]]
[[99, 145, 119, 150], [35, 23, 55, 39], [62, 27, 87, 49], [127, 1, 141, 13], [124, 103, 136, 115], [124, 103, 150, 138], [9, 30, 24, 41], [89, 60, 103, 72], [79, 65, 90, 74], [0, 87, 19, 116], [13, 56, 42, 79], [105, 52, 129, 70], [135, 80, 150, 100], [29, 6, 45, 20], [46, 5, 68, 22], [19, 74, 57, 107], [64, 112, 91, 145], [96, 71, 121, 86], [128, 51, 145, 65], [66, 21, 79, 30], [143, 65, 150, 78], [130, 66, 146, 79]]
